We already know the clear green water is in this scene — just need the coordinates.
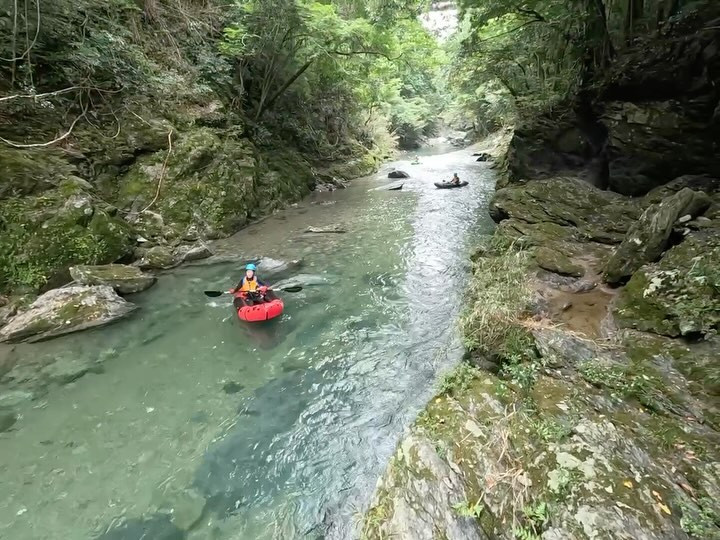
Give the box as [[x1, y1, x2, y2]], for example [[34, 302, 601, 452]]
[[0, 149, 495, 539]]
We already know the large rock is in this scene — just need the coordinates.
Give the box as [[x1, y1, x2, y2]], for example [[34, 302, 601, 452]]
[[603, 188, 711, 283], [364, 434, 486, 540], [134, 246, 178, 270], [70, 264, 156, 294], [0, 180, 134, 293], [174, 242, 213, 263], [535, 246, 584, 278], [254, 257, 303, 276], [613, 231, 720, 337], [0, 286, 137, 343], [489, 177, 641, 243], [388, 170, 410, 179]]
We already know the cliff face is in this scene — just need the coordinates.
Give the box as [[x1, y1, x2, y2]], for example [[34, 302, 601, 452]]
[[506, 4, 720, 196], [363, 6, 720, 540]]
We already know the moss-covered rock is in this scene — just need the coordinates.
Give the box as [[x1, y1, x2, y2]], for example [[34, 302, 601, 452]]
[[0, 286, 137, 343], [321, 150, 378, 181], [603, 188, 712, 283], [117, 127, 259, 240], [0, 185, 134, 293], [0, 147, 77, 198], [614, 232, 720, 337], [70, 264, 156, 294], [535, 246, 585, 277], [134, 246, 178, 270], [489, 177, 641, 243]]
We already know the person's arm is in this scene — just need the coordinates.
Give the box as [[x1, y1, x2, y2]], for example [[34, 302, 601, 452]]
[[230, 278, 245, 293]]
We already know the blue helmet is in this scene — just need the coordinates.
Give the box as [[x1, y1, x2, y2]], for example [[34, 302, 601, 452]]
[[245, 263, 257, 271]]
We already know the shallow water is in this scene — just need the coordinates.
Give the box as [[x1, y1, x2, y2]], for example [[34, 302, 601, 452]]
[[0, 148, 495, 539]]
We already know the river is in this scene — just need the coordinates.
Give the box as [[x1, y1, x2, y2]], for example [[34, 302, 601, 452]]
[[0, 146, 495, 539]]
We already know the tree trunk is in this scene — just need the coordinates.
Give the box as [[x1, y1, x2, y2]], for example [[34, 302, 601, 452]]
[[256, 58, 315, 119], [624, 0, 645, 44]]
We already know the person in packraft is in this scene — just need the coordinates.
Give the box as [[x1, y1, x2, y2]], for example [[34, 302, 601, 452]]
[[230, 263, 274, 307]]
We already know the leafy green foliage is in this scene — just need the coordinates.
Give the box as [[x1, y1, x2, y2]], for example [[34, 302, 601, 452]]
[[678, 496, 720, 539], [514, 501, 549, 540], [447, 0, 694, 129], [452, 498, 485, 519], [438, 362, 482, 396]]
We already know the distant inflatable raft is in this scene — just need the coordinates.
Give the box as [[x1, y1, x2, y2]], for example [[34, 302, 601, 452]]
[[434, 181, 469, 189]]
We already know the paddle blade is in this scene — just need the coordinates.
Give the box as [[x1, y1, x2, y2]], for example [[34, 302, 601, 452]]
[[278, 285, 303, 293], [204, 290, 225, 297]]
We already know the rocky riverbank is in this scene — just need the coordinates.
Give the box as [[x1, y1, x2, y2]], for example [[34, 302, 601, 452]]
[[0, 113, 378, 344], [362, 8, 720, 538]]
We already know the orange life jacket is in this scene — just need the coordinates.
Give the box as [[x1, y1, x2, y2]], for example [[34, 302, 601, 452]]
[[238, 277, 260, 292]]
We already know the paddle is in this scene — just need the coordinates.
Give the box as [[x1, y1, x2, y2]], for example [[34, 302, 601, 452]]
[[204, 285, 303, 297]]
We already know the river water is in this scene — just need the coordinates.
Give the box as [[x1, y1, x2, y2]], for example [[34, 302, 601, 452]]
[[0, 147, 495, 539]]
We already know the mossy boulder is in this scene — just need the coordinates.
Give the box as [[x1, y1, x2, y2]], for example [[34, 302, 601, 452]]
[[0, 146, 77, 198], [489, 177, 641, 243], [614, 232, 720, 337], [0, 286, 137, 343], [322, 151, 378, 180], [134, 246, 178, 270], [254, 146, 315, 214], [0, 185, 134, 293], [118, 128, 260, 240], [535, 246, 584, 277], [70, 264, 156, 294], [604, 188, 712, 283]]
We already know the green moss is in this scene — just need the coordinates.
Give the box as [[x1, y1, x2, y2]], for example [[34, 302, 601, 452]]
[[323, 150, 378, 180], [615, 233, 720, 337], [0, 191, 133, 293], [0, 147, 76, 198]]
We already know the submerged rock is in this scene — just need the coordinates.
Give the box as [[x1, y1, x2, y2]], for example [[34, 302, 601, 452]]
[[98, 514, 184, 540], [0, 389, 34, 408], [603, 188, 711, 283], [254, 257, 303, 275], [535, 246, 584, 277], [305, 225, 347, 234], [0, 409, 17, 433], [388, 170, 410, 179], [70, 264, 157, 294], [0, 286, 137, 343], [271, 274, 337, 289]]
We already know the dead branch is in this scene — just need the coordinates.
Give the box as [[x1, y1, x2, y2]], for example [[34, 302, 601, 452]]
[[0, 98, 89, 148], [140, 130, 174, 213]]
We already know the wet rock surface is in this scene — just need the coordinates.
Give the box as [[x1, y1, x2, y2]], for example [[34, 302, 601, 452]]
[[70, 264, 157, 294], [535, 246, 584, 277], [603, 188, 712, 283], [0, 286, 137, 343]]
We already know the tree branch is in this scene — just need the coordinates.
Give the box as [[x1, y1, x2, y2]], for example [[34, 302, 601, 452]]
[[256, 57, 316, 119], [330, 49, 402, 61], [515, 6, 545, 22], [476, 20, 545, 43], [0, 85, 82, 103], [0, 98, 88, 148]]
